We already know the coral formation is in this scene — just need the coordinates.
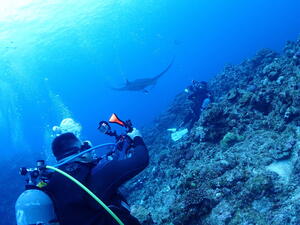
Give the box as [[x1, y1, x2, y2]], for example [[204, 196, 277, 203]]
[[124, 37, 300, 224], [220, 132, 243, 148]]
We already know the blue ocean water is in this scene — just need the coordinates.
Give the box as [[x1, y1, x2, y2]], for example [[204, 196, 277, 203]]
[[0, 0, 299, 223]]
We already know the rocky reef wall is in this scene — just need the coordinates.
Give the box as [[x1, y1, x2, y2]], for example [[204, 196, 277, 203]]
[[124, 37, 300, 225]]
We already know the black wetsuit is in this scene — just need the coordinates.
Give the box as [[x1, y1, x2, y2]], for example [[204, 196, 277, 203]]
[[43, 136, 149, 225], [183, 83, 210, 128]]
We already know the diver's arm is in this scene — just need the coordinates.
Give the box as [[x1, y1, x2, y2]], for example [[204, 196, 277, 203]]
[[123, 128, 149, 171], [125, 136, 149, 171], [89, 134, 149, 200], [109, 135, 149, 178]]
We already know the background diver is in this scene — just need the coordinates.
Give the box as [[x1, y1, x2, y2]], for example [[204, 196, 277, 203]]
[[182, 80, 212, 129]]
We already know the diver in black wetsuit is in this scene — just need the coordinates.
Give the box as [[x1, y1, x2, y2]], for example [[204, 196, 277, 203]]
[[43, 129, 149, 225], [183, 80, 211, 129]]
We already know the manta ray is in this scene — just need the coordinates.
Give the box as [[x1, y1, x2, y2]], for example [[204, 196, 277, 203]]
[[112, 58, 174, 93]]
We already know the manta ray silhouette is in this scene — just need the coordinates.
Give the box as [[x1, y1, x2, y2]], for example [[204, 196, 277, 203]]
[[112, 58, 175, 93]]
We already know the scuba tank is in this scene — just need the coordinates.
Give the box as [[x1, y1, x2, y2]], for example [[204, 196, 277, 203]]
[[15, 160, 59, 225], [16, 189, 58, 225]]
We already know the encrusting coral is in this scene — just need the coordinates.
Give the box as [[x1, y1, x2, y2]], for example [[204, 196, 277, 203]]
[[124, 37, 300, 225]]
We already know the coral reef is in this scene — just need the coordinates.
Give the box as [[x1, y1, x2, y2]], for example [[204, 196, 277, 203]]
[[124, 37, 300, 224]]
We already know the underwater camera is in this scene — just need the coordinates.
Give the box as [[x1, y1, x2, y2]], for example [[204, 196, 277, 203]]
[[98, 113, 133, 137]]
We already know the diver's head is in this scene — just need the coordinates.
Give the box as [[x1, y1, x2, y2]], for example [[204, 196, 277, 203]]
[[199, 81, 208, 89], [52, 132, 82, 161]]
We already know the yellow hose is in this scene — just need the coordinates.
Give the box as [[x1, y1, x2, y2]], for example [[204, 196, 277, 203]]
[[46, 165, 124, 225]]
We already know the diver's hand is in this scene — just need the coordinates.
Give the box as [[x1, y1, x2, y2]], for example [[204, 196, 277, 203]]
[[127, 128, 142, 140], [82, 140, 93, 150]]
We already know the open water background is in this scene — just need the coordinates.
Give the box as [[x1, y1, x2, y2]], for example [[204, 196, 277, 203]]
[[0, 0, 299, 223]]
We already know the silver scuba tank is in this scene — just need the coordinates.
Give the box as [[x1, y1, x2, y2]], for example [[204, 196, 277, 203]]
[[15, 188, 59, 225]]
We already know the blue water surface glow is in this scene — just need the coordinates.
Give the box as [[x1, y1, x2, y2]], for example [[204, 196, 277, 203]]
[[0, 0, 299, 224]]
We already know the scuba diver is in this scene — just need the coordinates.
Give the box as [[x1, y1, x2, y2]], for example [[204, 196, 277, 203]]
[[183, 80, 212, 129], [15, 114, 149, 225]]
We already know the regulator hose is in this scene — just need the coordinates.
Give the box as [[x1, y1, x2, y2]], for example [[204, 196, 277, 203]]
[[46, 165, 125, 225], [53, 143, 116, 167]]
